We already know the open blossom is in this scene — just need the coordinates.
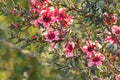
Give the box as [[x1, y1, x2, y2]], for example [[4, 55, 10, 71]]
[[112, 25, 120, 40], [82, 40, 95, 57], [88, 53, 105, 67], [105, 25, 120, 44], [45, 30, 59, 42], [63, 42, 75, 58], [105, 36, 116, 44], [56, 8, 66, 21], [116, 74, 120, 80], [103, 14, 118, 25], [112, 25, 120, 35], [56, 8, 73, 27], [62, 15, 73, 27], [38, 8, 56, 28]]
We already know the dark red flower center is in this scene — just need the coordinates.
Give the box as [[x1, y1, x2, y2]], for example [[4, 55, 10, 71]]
[[59, 13, 65, 19], [92, 57, 100, 62], [67, 44, 73, 52], [43, 16, 51, 22], [48, 32, 55, 40], [87, 45, 94, 52], [39, 0, 46, 2], [115, 30, 120, 34]]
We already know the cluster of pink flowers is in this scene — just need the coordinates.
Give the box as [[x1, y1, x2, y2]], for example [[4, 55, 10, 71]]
[[105, 25, 120, 44], [30, 0, 74, 58], [103, 13, 118, 25], [30, 0, 73, 28], [82, 40, 105, 67], [103, 13, 120, 44], [29, 2, 119, 67]]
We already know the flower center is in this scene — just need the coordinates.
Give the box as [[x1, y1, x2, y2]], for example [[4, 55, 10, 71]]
[[92, 57, 100, 62], [67, 44, 73, 52], [59, 13, 65, 19], [43, 16, 51, 22], [48, 33, 55, 40], [39, 0, 46, 2], [87, 45, 94, 52], [115, 30, 120, 34]]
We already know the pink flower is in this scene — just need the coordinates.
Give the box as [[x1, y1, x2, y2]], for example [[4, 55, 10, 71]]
[[62, 15, 73, 27], [105, 36, 116, 44], [45, 30, 59, 42], [82, 40, 95, 57], [88, 53, 105, 67], [38, 8, 56, 28], [30, 0, 49, 14], [30, 19, 40, 26], [56, 8, 66, 21], [30, 0, 37, 6], [105, 25, 120, 44], [60, 28, 66, 35], [112, 25, 120, 40], [112, 25, 120, 35], [11, 9, 16, 15], [103, 14, 118, 25], [116, 74, 120, 80], [63, 42, 75, 58], [55, 8, 73, 27]]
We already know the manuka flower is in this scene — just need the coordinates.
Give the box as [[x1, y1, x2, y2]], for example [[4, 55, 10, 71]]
[[62, 14, 73, 27], [38, 7, 56, 28], [88, 53, 105, 67], [105, 36, 116, 44], [112, 25, 120, 35], [63, 42, 75, 58], [56, 8, 73, 27], [56, 8, 66, 21], [103, 14, 118, 25], [82, 40, 95, 57], [30, 0, 49, 14], [45, 30, 59, 42]]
